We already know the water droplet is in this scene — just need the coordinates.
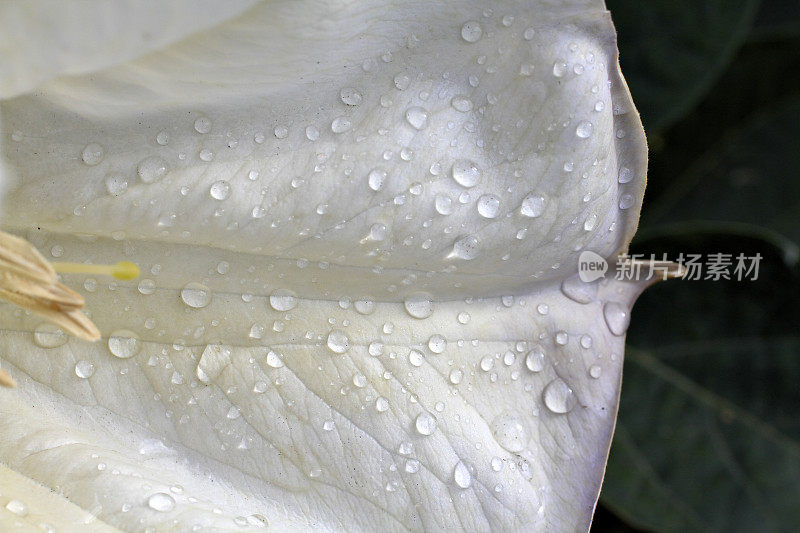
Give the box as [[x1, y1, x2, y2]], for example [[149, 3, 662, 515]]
[[194, 116, 212, 134], [451, 159, 481, 187], [354, 298, 375, 315], [108, 330, 141, 359], [477, 194, 501, 218], [408, 349, 425, 367], [394, 74, 410, 90], [542, 378, 577, 413], [34, 323, 68, 348], [415, 412, 437, 435], [405, 459, 421, 474], [404, 292, 434, 319], [453, 461, 473, 488], [520, 194, 545, 218], [405, 106, 428, 130], [523, 27, 536, 40], [253, 380, 268, 393], [552, 60, 568, 77], [340, 87, 363, 106], [375, 396, 390, 412], [555, 331, 569, 345], [352, 373, 367, 388], [480, 355, 494, 371], [619, 194, 635, 210], [269, 289, 297, 311], [209, 180, 231, 200], [368, 168, 387, 191], [589, 365, 602, 379], [249, 324, 265, 339], [525, 345, 546, 372], [5, 500, 27, 517], [137, 156, 168, 183], [450, 235, 480, 260], [138, 278, 156, 295], [156, 130, 170, 145], [368, 223, 387, 241], [618, 167, 633, 183], [331, 116, 352, 133], [561, 275, 598, 304], [327, 330, 349, 354], [449, 368, 463, 384], [147, 492, 176, 512], [457, 311, 471, 324], [603, 301, 630, 336], [181, 282, 212, 308], [491, 412, 528, 452], [461, 21, 483, 42], [81, 143, 104, 165], [583, 213, 599, 231], [451, 96, 473, 112], [104, 174, 128, 196], [75, 360, 95, 379], [576, 120, 593, 138], [491, 456, 504, 472], [502, 14, 514, 26], [266, 350, 284, 368], [435, 195, 453, 215], [427, 334, 446, 354], [305, 125, 320, 141]]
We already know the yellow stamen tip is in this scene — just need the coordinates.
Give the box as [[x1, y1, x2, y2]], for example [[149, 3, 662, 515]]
[[111, 261, 140, 280]]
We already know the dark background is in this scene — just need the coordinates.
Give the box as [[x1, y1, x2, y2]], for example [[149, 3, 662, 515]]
[[593, 0, 800, 531]]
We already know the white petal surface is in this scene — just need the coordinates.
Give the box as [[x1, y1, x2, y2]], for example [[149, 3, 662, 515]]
[[0, 1, 647, 531]]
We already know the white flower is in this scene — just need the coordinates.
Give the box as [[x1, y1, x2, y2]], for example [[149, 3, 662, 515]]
[[0, 1, 652, 530]]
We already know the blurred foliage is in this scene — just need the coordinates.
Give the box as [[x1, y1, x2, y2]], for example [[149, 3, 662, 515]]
[[594, 0, 800, 531]]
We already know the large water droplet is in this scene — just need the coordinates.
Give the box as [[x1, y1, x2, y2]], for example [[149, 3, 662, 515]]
[[542, 378, 577, 413], [137, 156, 168, 183], [305, 125, 320, 141], [453, 461, 473, 488], [81, 143, 104, 165], [405, 106, 429, 130], [375, 396, 390, 412], [327, 330, 349, 354], [75, 360, 95, 379], [491, 412, 528, 453], [450, 235, 480, 260], [525, 345, 546, 372], [561, 275, 598, 304], [105, 174, 128, 196], [194, 116, 212, 134], [575, 120, 593, 138], [331, 116, 352, 133], [427, 334, 446, 354], [368, 168, 387, 191], [404, 292, 434, 319], [435, 195, 453, 215], [147, 492, 176, 512], [415, 412, 437, 435], [520, 194, 545, 218], [552, 60, 568, 77], [603, 301, 630, 336], [266, 350, 284, 368], [340, 87, 363, 106], [210, 180, 231, 200], [34, 323, 68, 348], [461, 21, 483, 42], [477, 194, 501, 218], [181, 282, 212, 308], [108, 330, 141, 359], [451, 159, 481, 187], [269, 289, 298, 312], [5, 500, 27, 517]]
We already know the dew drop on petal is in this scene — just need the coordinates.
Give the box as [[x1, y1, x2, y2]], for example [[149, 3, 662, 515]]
[[137, 156, 168, 183], [105, 174, 128, 196], [575, 120, 593, 138], [193, 116, 212, 134], [5, 500, 27, 517], [181, 282, 212, 308], [405, 106, 429, 130], [520, 194, 545, 218], [477, 194, 501, 218], [108, 330, 141, 359], [210, 180, 231, 200], [589, 365, 602, 379], [34, 323, 68, 349], [327, 330, 349, 354], [542, 378, 577, 414], [491, 412, 528, 453], [404, 292, 434, 319], [269, 289, 298, 311], [375, 396, 390, 412], [368, 168, 387, 191], [305, 125, 320, 141], [331, 116, 352, 133], [451, 159, 481, 187], [340, 87, 363, 106], [525, 345, 546, 372], [451, 96, 473, 112], [75, 360, 95, 379], [461, 21, 483, 42], [450, 235, 480, 260], [603, 301, 630, 336], [415, 412, 437, 435], [453, 461, 473, 488], [81, 143, 104, 165], [427, 334, 446, 354], [147, 492, 176, 512], [552, 60, 568, 77]]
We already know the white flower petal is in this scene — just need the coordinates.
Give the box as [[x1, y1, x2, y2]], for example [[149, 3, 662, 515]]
[[0, 0, 647, 530]]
